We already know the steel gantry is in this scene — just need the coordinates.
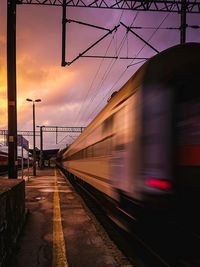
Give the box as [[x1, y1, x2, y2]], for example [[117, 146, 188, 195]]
[[7, 0, 200, 178], [16, 0, 200, 13], [1, 126, 84, 171]]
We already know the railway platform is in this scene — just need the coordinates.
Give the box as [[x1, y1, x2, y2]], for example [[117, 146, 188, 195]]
[[5, 168, 132, 267]]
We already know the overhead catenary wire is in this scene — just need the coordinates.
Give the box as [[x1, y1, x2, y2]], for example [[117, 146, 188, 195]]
[[81, 13, 139, 123], [79, 31, 129, 124], [74, 10, 126, 125], [130, 24, 200, 30], [84, 13, 141, 122], [86, 60, 145, 123], [103, 12, 171, 99], [86, 12, 172, 122], [73, 10, 126, 126], [128, 11, 171, 68], [73, 35, 117, 125], [57, 134, 78, 144]]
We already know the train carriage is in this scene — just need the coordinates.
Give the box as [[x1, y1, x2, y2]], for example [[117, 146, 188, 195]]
[[0, 151, 9, 173], [58, 43, 200, 212], [0, 150, 32, 175]]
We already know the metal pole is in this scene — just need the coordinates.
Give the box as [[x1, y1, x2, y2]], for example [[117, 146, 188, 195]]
[[56, 126, 58, 144], [27, 144, 30, 181], [21, 145, 24, 179], [33, 102, 36, 176], [180, 0, 187, 44], [61, 0, 66, 66], [40, 126, 43, 169], [7, 0, 18, 179]]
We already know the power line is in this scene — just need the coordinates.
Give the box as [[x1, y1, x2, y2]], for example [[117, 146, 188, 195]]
[[130, 24, 200, 30], [128, 11, 171, 68], [81, 32, 129, 122], [85, 13, 141, 121], [73, 10, 126, 126], [73, 34, 118, 125], [75, 10, 126, 125], [86, 12, 172, 121]]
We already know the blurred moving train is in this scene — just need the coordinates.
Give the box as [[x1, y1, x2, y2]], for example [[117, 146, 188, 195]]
[[57, 43, 200, 213]]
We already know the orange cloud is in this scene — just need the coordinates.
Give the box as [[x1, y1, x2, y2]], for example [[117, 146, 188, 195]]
[[0, 35, 6, 45], [0, 61, 7, 128], [16, 53, 78, 128], [0, 100, 7, 128]]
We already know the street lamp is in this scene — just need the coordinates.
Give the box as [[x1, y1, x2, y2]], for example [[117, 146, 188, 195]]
[[26, 98, 41, 176]]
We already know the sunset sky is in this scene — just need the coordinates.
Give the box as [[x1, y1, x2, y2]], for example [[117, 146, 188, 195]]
[[0, 1, 200, 149]]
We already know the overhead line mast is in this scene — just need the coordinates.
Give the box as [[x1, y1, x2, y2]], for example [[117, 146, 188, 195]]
[[7, 0, 197, 178]]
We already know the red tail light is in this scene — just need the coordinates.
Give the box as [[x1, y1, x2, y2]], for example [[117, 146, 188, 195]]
[[146, 178, 171, 191]]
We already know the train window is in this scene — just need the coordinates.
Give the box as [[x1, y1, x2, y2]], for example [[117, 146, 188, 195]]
[[93, 142, 103, 157], [87, 146, 93, 158], [82, 148, 86, 158], [102, 116, 114, 136], [68, 136, 113, 160], [79, 150, 83, 159], [93, 136, 112, 157], [115, 143, 125, 151], [70, 150, 80, 160]]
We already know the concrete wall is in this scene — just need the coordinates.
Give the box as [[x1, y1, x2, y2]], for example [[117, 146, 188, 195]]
[[0, 179, 25, 267]]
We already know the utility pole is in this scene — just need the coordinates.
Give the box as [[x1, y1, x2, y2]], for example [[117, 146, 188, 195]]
[[33, 101, 36, 175], [181, 0, 187, 44], [61, 0, 66, 67], [39, 126, 44, 169], [7, 0, 18, 179], [26, 98, 41, 176]]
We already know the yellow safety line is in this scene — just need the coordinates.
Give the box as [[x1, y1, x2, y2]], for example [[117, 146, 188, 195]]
[[53, 169, 68, 267]]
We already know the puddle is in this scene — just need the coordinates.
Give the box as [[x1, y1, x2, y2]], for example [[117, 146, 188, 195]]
[[34, 196, 45, 201]]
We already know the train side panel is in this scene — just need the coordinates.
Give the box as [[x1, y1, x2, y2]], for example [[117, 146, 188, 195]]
[[110, 90, 142, 201], [60, 43, 200, 212], [62, 89, 143, 202]]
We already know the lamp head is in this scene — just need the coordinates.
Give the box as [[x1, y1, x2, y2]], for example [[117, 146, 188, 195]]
[[35, 99, 41, 102], [26, 98, 32, 102]]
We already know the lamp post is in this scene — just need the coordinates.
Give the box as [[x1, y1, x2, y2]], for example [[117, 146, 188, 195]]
[[26, 98, 41, 176]]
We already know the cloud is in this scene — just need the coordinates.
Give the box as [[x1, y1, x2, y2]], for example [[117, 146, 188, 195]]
[[0, 101, 7, 128], [1, 1, 200, 149], [0, 35, 6, 46], [17, 55, 48, 85], [0, 61, 7, 128]]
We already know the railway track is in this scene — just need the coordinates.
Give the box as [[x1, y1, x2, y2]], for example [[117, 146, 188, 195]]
[[63, 171, 174, 267], [62, 170, 200, 267]]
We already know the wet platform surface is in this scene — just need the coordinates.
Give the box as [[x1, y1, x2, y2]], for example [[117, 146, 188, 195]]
[[7, 168, 132, 267]]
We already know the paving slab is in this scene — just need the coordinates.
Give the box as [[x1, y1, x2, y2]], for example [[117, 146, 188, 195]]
[[8, 168, 133, 267]]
